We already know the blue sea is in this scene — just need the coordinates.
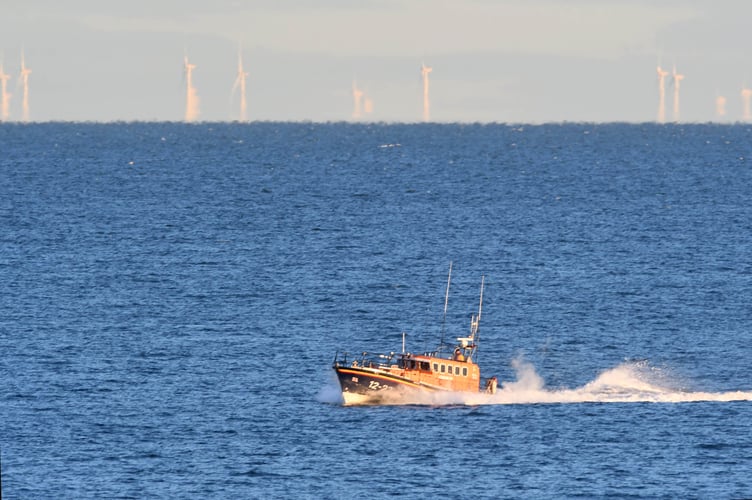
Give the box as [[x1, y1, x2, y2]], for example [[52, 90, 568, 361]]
[[2, 122, 752, 498]]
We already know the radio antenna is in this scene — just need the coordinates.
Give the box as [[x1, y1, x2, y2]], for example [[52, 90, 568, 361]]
[[473, 275, 485, 357], [439, 261, 452, 352]]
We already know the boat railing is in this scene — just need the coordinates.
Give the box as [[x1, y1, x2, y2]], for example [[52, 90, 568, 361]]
[[333, 351, 399, 371], [334, 348, 474, 369]]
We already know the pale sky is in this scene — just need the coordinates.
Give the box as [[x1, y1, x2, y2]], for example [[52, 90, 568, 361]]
[[1, 0, 751, 122]]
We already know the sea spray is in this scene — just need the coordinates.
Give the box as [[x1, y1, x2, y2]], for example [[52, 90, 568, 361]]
[[317, 372, 345, 404], [501, 356, 545, 392], [492, 360, 752, 405]]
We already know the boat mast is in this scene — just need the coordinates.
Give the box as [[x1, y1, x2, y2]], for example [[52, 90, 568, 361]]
[[477, 275, 484, 331], [439, 261, 452, 352], [472, 275, 484, 355]]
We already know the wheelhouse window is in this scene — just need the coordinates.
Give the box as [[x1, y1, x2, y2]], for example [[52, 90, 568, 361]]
[[433, 363, 439, 372], [440, 364, 446, 373], [462, 367, 468, 376], [455, 366, 460, 375]]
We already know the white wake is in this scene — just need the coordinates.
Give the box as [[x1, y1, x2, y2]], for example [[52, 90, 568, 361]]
[[476, 358, 752, 405]]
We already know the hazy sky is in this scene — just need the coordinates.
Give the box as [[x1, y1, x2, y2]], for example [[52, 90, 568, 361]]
[[2, 0, 752, 122]]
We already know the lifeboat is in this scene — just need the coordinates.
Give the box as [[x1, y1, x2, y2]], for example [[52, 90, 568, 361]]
[[332, 267, 498, 405]]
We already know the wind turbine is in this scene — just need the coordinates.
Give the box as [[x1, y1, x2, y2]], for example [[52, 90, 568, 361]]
[[19, 51, 31, 122], [351, 80, 364, 119], [421, 62, 432, 122], [0, 61, 10, 121], [671, 65, 684, 122], [742, 87, 752, 122], [656, 65, 669, 123], [363, 95, 374, 115], [183, 55, 199, 122], [715, 95, 727, 120], [231, 47, 249, 121]]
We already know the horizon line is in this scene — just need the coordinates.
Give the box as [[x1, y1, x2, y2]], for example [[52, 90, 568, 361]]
[[2, 119, 752, 126]]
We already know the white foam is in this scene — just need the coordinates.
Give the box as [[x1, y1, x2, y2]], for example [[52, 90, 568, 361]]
[[317, 372, 345, 404], [482, 358, 752, 405]]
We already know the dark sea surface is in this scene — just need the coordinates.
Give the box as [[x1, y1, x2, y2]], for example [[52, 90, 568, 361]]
[[2, 122, 752, 498]]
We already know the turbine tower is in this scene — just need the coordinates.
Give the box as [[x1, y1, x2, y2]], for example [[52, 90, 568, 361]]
[[183, 55, 199, 122], [742, 87, 752, 122], [421, 62, 432, 122], [232, 48, 249, 121], [351, 80, 364, 119], [0, 62, 10, 121], [671, 65, 684, 122], [656, 66, 669, 123], [715, 95, 727, 120], [19, 51, 31, 122]]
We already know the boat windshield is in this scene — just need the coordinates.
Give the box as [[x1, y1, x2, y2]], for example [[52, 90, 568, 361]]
[[334, 352, 431, 372], [398, 358, 431, 371]]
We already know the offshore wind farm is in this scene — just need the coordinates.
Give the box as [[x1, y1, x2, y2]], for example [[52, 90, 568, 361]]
[[5, 48, 752, 124], [2, 2, 752, 123]]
